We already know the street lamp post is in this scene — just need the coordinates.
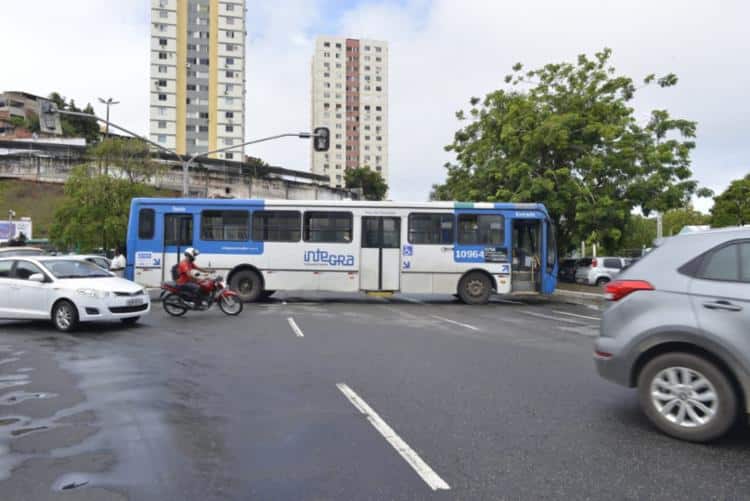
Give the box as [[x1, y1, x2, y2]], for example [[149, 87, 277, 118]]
[[181, 132, 322, 196], [97, 97, 120, 138], [44, 106, 330, 197]]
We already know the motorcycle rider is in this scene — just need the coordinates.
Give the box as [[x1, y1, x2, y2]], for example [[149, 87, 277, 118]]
[[177, 247, 210, 306]]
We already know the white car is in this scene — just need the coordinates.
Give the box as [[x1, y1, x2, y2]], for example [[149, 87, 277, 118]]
[[0, 256, 150, 332]]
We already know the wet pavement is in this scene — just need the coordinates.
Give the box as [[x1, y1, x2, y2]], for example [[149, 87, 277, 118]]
[[0, 293, 749, 500]]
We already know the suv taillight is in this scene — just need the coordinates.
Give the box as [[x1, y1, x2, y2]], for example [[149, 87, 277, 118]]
[[605, 280, 654, 301], [591, 258, 597, 268]]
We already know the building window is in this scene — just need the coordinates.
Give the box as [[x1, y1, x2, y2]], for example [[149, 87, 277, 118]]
[[252, 211, 301, 242], [376, 86, 382, 92], [375, 46, 382, 52], [159, 10, 168, 18], [158, 52, 167, 60], [225, 153, 234, 160], [199, 112, 209, 119], [457, 214, 504, 245], [226, 31, 235, 38], [303, 212, 353, 243], [223, 138, 234, 146], [226, 70, 235, 78], [201, 210, 249, 241], [226, 43, 235, 51], [226, 3, 235, 10], [227, 16, 235, 25], [158, 65, 167, 73], [159, 38, 167, 47], [158, 94, 167, 101], [226, 111, 234, 118], [324, 41, 330, 47], [226, 125, 234, 132], [157, 134, 167, 143], [158, 120, 167, 129]]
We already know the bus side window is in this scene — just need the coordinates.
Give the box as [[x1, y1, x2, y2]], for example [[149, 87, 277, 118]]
[[138, 209, 155, 240]]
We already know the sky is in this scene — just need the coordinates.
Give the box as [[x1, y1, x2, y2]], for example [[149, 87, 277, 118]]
[[2, 0, 748, 210]]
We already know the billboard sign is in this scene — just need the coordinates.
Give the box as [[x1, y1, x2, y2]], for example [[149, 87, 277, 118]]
[[0, 220, 33, 242]]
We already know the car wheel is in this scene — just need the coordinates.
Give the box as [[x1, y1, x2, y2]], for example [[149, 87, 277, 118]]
[[595, 277, 610, 286], [230, 270, 263, 302], [52, 300, 79, 332], [637, 352, 738, 442], [458, 272, 491, 305], [121, 317, 140, 326]]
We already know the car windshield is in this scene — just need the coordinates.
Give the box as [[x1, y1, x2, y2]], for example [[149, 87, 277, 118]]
[[44, 259, 112, 279]]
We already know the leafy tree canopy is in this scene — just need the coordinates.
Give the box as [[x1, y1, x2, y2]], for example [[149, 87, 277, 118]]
[[88, 137, 165, 183], [345, 167, 389, 201], [711, 174, 750, 227], [48, 92, 100, 144], [433, 48, 711, 254]]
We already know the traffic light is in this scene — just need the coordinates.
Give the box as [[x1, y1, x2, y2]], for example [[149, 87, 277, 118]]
[[313, 127, 330, 152]]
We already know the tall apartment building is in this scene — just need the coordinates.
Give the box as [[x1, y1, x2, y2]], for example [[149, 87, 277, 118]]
[[311, 37, 389, 188], [149, 0, 246, 160]]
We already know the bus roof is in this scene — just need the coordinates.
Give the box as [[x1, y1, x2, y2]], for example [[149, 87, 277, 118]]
[[130, 198, 549, 214]]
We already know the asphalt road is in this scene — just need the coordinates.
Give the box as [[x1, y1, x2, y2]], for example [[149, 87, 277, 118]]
[[0, 292, 749, 500]]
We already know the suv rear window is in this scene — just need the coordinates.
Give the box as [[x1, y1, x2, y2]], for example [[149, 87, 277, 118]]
[[603, 258, 622, 269], [577, 258, 592, 267]]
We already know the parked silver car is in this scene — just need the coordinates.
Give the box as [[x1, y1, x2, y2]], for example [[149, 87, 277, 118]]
[[575, 256, 628, 286], [595, 227, 750, 442]]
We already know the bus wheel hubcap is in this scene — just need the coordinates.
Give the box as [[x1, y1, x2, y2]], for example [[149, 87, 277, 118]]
[[467, 279, 484, 296]]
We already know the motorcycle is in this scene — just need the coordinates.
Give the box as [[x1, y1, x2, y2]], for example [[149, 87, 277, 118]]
[[161, 274, 243, 317]]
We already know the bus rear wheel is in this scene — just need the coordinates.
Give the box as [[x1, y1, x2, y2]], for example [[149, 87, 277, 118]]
[[230, 270, 263, 302], [458, 272, 492, 305]]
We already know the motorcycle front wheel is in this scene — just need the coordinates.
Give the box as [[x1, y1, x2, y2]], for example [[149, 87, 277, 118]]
[[218, 295, 243, 316], [163, 293, 189, 317]]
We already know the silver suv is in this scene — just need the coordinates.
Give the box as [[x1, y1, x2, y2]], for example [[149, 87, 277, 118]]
[[575, 256, 628, 286], [595, 227, 750, 442]]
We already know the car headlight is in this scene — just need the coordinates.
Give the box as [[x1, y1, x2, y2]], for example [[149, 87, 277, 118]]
[[76, 288, 110, 299]]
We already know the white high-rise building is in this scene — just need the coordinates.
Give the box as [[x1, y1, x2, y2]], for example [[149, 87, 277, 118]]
[[311, 37, 389, 188], [149, 0, 246, 160]]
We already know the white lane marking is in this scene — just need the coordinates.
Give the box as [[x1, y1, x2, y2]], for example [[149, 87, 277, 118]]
[[493, 298, 525, 305], [336, 383, 450, 491], [552, 310, 601, 321], [430, 315, 479, 331], [287, 317, 304, 337], [519, 310, 588, 324]]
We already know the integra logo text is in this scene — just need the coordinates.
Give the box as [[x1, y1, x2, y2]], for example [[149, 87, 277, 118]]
[[304, 249, 355, 266]]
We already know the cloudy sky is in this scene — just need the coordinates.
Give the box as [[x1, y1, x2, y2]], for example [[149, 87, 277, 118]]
[[3, 0, 748, 209]]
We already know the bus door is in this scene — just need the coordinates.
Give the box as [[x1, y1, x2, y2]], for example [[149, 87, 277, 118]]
[[360, 217, 401, 291], [162, 213, 194, 283], [511, 219, 542, 292]]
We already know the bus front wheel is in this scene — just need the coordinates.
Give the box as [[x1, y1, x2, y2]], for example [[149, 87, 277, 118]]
[[458, 272, 491, 305], [230, 270, 263, 302]]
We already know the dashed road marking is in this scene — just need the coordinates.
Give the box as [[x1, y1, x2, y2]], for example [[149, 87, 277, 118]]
[[287, 317, 304, 337], [336, 383, 451, 491], [552, 310, 601, 321], [519, 310, 588, 324], [430, 315, 479, 331]]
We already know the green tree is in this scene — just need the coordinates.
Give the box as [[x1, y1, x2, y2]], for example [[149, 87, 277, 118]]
[[49, 166, 158, 252], [345, 167, 388, 201], [88, 137, 164, 182], [47, 92, 100, 144], [619, 215, 657, 253], [663, 206, 711, 236], [434, 49, 711, 254], [711, 174, 750, 227]]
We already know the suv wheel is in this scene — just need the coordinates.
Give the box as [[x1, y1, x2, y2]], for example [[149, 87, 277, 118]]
[[637, 352, 738, 442], [595, 277, 610, 286]]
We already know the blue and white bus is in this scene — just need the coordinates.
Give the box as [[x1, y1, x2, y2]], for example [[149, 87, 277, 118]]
[[125, 198, 557, 304]]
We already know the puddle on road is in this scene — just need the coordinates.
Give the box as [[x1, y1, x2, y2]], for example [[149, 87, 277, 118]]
[[11, 426, 49, 437], [53, 473, 91, 491], [0, 391, 57, 406]]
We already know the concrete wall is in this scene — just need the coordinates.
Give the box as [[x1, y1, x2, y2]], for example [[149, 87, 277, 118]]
[[0, 150, 353, 201]]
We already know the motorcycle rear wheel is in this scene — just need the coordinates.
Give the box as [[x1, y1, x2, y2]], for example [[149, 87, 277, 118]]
[[218, 295, 243, 316], [163, 293, 189, 317]]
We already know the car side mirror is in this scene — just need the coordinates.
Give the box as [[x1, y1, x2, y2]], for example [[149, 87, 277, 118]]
[[29, 273, 46, 283]]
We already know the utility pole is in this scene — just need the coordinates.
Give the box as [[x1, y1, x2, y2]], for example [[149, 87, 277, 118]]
[[98, 97, 120, 138]]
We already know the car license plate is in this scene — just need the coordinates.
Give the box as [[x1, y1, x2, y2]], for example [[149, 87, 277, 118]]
[[126, 298, 143, 306]]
